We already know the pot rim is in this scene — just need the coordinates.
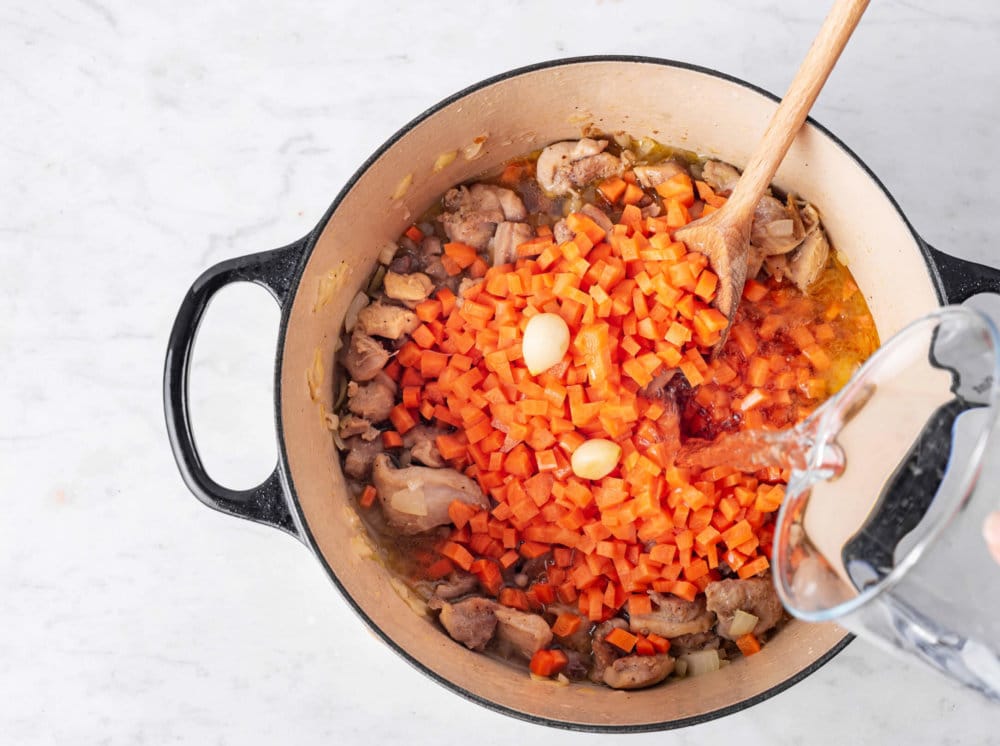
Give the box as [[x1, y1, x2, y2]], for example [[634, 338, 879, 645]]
[[271, 54, 949, 732]]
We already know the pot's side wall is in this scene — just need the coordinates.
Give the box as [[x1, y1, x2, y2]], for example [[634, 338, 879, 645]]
[[279, 60, 936, 728]]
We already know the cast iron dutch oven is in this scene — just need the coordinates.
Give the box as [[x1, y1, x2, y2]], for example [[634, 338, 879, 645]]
[[164, 57, 1000, 731]]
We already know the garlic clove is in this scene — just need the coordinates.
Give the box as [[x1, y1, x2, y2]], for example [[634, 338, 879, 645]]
[[522, 312, 570, 375], [571, 438, 622, 480]]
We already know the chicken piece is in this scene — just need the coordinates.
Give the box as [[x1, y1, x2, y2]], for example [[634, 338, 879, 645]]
[[629, 592, 716, 638], [640, 202, 662, 219], [493, 607, 553, 659], [787, 225, 830, 292], [438, 184, 527, 250], [422, 235, 443, 256], [701, 160, 741, 195], [569, 153, 622, 188], [372, 454, 488, 534], [346, 372, 397, 422], [667, 630, 721, 655], [546, 606, 592, 654], [590, 618, 629, 682], [342, 436, 383, 480], [561, 649, 591, 681], [339, 414, 379, 442], [552, 219, 573, 244], [751, 194, 803, 256], [344, 331, 390, 382], [402, 425, 446, 468], [536, 139, 620, 196], [432, 571, 479, 601], [602, 654, 675, 690], [423, 256, 449, 283], [633, 161, 686, 189], [355, 301, 420, 340], [491, 221, 533, 266], [430, 597, 498, 651], [580, 202, 614, 234], [705, 577, 784, 640], [383, 271, 434, 305]]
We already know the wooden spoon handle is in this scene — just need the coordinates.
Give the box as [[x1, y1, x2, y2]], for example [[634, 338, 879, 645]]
[[726, 0, 870, 219]]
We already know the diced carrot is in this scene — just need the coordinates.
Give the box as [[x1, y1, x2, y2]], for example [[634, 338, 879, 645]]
[[424, 557, 454, 580], [628, 593, 652, 617], [604, 627, 638, 653], [742, 279, 769, 302], [598, 176, 627, 204], [654, 173, 695, 206], [551, 612, 583, 638], [444, 242, 479, 269], [388, 405, 417, 435], [381, 430, 403, 449], [359, 485, 377, 509], [440, 541, 474, 571], [736, 633, 762, 656], [737, 555, 770, 579], [529, 648, 569, 677], [436, 434, 467, 461], [415, 299, 443, 323], [499, 587, 531, 611]]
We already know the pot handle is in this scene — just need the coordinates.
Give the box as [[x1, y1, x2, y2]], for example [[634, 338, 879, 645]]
[[163, 236, 308, 538], [924, 241, 1000, 303]]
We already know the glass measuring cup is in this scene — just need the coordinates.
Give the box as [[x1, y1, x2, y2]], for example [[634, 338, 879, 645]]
[[768, 305, 1000, 701]]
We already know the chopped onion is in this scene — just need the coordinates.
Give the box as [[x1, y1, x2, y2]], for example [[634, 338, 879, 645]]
[[636, 137, 657, 158], [674, 658, 688, 678], [729, 609, 760, 637], [679, 650, 720, 677], [377, 241, 398, 265], [389, 488, 428, 516], [344, 292, 369, 333]]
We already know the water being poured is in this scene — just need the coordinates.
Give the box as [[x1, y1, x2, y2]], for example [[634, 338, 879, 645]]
[[757, 305, 1000, 701]]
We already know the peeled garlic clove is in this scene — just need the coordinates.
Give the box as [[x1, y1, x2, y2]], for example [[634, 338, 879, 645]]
[[571, 439, 622, 480], [522, 312, 570, 375]]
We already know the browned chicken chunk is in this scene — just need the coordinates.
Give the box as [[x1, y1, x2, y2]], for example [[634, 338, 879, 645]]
[[356, 301, 420, 340], [492, 221, 534, 266], [346, 372, 397, 422], [629, 592, 716, 638], [705, 577, 784, 640], [602, 654, 675, 690], [344, 331, 390, 382], [372, 454, 488, 534], [493, 607, 553, 659], [431, 597, 498, 651]]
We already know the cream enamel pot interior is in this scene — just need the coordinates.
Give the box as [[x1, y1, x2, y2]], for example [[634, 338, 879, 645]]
[[164, 57, 1000, 731]]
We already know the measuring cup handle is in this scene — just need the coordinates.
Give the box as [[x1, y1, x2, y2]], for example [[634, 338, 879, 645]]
[[924, 241, 1000, 304]]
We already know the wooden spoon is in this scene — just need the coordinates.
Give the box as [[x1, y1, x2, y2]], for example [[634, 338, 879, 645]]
[[675, 0, 870, 345]]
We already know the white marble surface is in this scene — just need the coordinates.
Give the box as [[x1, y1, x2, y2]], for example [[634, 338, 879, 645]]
[[3, 0, 1000, 743]]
